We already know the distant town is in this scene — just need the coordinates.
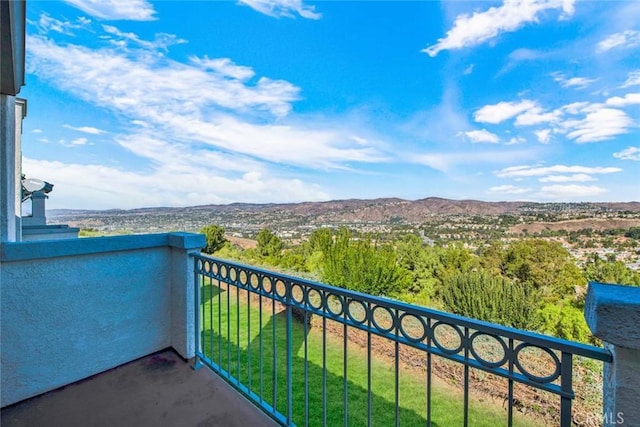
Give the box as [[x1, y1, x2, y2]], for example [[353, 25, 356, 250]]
[[48, 197, 640, 271]]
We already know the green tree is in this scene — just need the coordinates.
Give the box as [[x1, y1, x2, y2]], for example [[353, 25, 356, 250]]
[[441, 269, 539, 330], [395, 234, 441, 302], [200, 224, 228, 254], [256, 228, 283, 260], [436, 243, 477, 282], [304, 228, 334, 273], [501, 239, 586, 301], [584, 254, 640, 286], [537, 300, 592, 343], [624, 227, 640, 240], [308, 228, 333, 253], [215, 241, 245, 262], [321, 228, 409, 296]]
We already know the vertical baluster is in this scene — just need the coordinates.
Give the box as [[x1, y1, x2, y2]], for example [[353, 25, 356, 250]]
[[194, 264, 201, 359], [272, 289, 277, 415], [426, 317, 432, 427], [367, 303, 372, 427], [197, 270, 202, 356], [560, 352, 573, 427], [323, 307, 327, 427], [394, 309, 399, 427], [208, 275, 213, 363], [237, 282, 240, 384], [508, 338, 514, 427], [259, 278, 264, 404], [227, 276, 231, 379], [343, 298, 348, 427], [218, 276, 222, 370], [304, 295, 309, 427], [463, 327, 469, 427], [248, 280, 252, 393], [286, 282, 293, 424]]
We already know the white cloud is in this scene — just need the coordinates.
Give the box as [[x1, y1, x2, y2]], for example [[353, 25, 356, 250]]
[[488, 184, 532, 194], [539, 184, 607, 199], [620, 70, 640, 88], [564, 108, 633, 143], [69, 137, 88, 146], [464, 129, 500, 144], [474, 99, 537, 124], [551, 73, 597, 89], [28, 34, 300, 120], [64, 124, 106, 135], [538, 174, 596, 183], [412, 148, 536, 173], [613, 146, 640, 161], [59, 138, 89, 147], [605, 93, 640, 107], [23, 156, 329, 210], [64, 0, 157, 21], [474, 96, 635, 144], [239, 0, 321, 19], [534, 129, 551, 143], [190, 57, 255, 81], [423, 0, 575, 57], [596, 30, 640, 52], [561, 102, 591, 115], [496, 164, 622, 178], [26, 27, 388, 215], [515, 107, 560, 126], [506, 136, 526, 145], [102, 25, 186, 52], [32, 13, 90, 36]]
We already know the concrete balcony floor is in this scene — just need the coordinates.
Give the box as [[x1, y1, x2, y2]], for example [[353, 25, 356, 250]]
[[1, 349, 276, 427]]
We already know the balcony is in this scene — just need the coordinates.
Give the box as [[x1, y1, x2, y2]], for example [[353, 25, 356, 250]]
[[2, 233, 638, 426], [0, 233, 274, 426]]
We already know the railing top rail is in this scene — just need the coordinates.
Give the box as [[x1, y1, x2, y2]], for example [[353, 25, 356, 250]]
[[193, 253, 612, 362]]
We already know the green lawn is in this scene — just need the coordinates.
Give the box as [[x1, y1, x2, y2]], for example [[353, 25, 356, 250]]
[[199, 283, 539, 426]]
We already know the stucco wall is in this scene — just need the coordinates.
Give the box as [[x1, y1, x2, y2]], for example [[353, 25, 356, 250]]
[[0, 233, 204, 407]]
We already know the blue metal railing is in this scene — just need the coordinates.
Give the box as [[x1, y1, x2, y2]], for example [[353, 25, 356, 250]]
[[193, 254, 611, 426]]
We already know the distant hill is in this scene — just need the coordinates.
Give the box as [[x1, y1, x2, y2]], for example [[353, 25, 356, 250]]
[[49, 197, 640, 227], [48, 197, 640, 222]]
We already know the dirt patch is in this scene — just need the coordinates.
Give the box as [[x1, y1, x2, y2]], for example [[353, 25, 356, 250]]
[[226, 235, 258, 250], [509, 218, 640, 234]]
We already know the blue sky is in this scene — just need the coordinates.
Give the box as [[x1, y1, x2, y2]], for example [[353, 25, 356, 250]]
[[20, 0, 640, 209]]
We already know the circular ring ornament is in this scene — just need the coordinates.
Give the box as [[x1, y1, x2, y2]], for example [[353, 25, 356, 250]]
[[327, 294, 345, 317], [238, 271, 248, 287], [261, 277, 273, 294], [469, 332, 508, 368], [291, 284, 305, 305], [248, 273, 260, 290], [398, 313, 428, 343], [432, 322, 464, 355], [346, 299, 368, 324], [306, 289, 324, 311], [513, 343, 561, 383], [371, 305, 397, 334], [275, 279, 287, 299]]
